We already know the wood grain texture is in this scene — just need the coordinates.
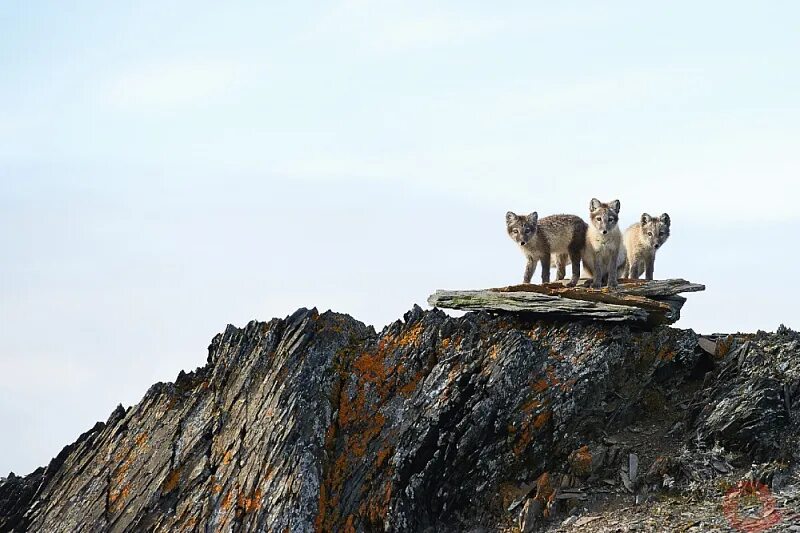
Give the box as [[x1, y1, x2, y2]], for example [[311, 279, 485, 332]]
[[428, 279, 703, 325]]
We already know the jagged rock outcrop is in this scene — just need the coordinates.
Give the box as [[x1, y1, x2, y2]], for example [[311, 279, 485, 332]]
[[1, 307, 797, 532], [689, 326, 800, 462]]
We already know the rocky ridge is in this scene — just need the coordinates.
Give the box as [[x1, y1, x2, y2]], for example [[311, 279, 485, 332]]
[[1, 307, 798, 532]]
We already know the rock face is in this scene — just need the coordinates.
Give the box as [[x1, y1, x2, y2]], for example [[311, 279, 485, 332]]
[[690, 327, 800, 461], [1, 307, 798, 532]]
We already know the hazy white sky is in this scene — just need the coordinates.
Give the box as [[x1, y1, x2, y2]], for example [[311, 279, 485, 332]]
[[2, 1, 799, 475]]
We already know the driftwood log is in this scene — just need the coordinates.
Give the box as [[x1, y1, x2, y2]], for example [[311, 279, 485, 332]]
[[427, 279, 705, 325]]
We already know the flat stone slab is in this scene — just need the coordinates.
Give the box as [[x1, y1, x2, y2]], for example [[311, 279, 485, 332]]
[[427, 279, 705, 325]]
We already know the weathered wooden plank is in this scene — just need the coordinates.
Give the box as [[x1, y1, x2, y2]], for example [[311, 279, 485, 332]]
[[427, 290, 650, 322], [494, 278, 704, 297], [427, 279, 702, 324], [489, 284, 673, 313]]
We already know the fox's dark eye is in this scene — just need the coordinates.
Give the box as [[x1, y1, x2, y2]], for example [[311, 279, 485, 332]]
[[595, 217, 601, 221], [609, 218, 616, 223], [647, 232, 653, 236], [659, 232, 665, 236]]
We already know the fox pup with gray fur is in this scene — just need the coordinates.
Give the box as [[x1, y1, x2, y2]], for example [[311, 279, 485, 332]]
[[506, 212, 587, 286], [582, 198, 623, 289], [623, 213, 671, 279]]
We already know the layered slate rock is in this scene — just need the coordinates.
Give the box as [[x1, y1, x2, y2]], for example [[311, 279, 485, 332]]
[[0, 309, 373, 533], [428, 279, 705, 326], [688, 326, 800, 462], [1, 307, 796, 532]]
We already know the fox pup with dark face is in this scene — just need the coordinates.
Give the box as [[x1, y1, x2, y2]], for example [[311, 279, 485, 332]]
[[506, 212, 587, 286], [582, 198, 623, 289], [623, 213, 671, 280]]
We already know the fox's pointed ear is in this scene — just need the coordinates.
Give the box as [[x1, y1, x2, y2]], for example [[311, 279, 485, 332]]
[[526, 212, 538, 225], [590, 198, 601, 211], [660, 213, 671, 226], [641, 213, 652, 225], [506, 211, 517, 225], [609, 199, 621, 213]]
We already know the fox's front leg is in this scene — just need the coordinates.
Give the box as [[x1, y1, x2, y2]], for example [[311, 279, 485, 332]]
[[524, 257, 535, 284], [540, 254, 550, 284], [607, 254, 618, 289], [629, 254, 642, 279], [555, 254, 567, 281], [567, 250, 581, 287], [645, 256, 655, 280], [591, 260, 604, 289]]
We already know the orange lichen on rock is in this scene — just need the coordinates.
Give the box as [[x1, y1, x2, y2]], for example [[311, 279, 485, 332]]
[[513, 381, 556, 456], [657, 347, 676, 362], [532, 379, 549, 393], [534, 471, 557, 518], [108, 458, 132, 513], [363, 477, 393, 525], [568, 445, 593, 476], [512, 407, 549, 456], [450, 334, 464, 350], [397, 375, 420, 397], [520, 398, 542, 413], [162, 467, 182, 494], [544, 366, 561, 388], [181, 515, 198, 530], [112, 460, 130, 483], [397, 322, 424, 348], [534, 472, 554, 503], [375, 447, 392, 468], [533, 410, 552, 430], [220, 489, 234, 511], [397, 361, 427, 397], [318, 333, 414, 531], [222, 450, 234, 465], [237, 488, 262, 514], [376, 322, 424, 353], [318, 321, 436, 530], [352, 351, 390, 396], [349, 412, 385, 457], [134, 432, 148, 446], [488, 345, 499, 360], [513, 426, 534, 457], [108, 483, 130, 514], [716, 335, 734, 359]]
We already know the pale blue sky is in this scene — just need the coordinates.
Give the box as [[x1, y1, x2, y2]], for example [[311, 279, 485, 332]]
[[2, 1, 799, 474]]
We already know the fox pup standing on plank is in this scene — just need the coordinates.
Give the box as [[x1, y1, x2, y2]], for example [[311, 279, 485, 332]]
[[623, 213, 671, 280], [582, 198, 623, 289], [506, 212, 587, 286]]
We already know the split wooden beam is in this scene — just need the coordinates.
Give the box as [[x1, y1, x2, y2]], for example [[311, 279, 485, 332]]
[[427, 279, 705, 325]]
